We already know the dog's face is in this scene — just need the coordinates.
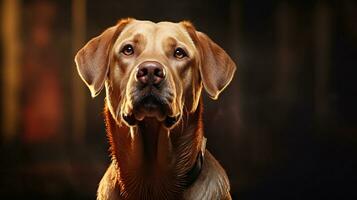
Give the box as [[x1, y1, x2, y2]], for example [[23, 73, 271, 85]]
[[75, 19, 236, 128]]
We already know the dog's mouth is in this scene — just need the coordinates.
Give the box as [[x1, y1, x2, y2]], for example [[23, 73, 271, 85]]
[[134, 94, 168, 120], [122, 93, 180, 128]]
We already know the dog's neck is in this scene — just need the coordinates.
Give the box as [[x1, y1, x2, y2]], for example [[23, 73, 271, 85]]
[[104, 102, 204, 200]]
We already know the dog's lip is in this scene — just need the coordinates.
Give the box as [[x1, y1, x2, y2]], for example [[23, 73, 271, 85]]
[[139, 95, 163, 110], [122, 91, 179, 127], [133, 93, 168, 112], [122, 95, 181, 127], [122, 112, 181, 129], [164, 115, 181, 128]]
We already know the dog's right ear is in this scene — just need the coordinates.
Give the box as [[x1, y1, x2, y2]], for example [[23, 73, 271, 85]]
[[75, 18, 132, 97], [180, 21, 236, 100]]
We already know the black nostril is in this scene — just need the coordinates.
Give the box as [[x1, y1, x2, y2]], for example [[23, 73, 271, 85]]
[[137, 68, 148, 78], [154, 68, 165, 78]]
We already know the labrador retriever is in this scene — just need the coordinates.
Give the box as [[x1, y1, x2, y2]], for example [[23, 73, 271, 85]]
[[75, 18, 236, 200]]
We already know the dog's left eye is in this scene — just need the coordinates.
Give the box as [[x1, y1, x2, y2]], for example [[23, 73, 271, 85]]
[[121, 44, 134, 56], [174, 47, 187, 59]]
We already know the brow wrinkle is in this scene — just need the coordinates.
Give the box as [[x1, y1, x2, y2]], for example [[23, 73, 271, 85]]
[[163, 37, 177, 58], [132, 33, 144, 44]]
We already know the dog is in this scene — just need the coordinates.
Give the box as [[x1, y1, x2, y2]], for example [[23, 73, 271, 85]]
[[75, 18, 236, 200]]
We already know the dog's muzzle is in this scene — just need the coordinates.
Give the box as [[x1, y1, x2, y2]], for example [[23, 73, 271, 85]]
[[122, 61, 180, 128]]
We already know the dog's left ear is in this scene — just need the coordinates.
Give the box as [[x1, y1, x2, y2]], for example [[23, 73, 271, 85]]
[[75, 18, 132, 97], [181, 22, 237, 100]]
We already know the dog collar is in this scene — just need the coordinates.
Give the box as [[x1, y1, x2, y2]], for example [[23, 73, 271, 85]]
[[185, 137, 207, 187]]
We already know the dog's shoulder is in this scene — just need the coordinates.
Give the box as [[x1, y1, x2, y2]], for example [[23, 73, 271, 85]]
[[183, 150, 231, 200]]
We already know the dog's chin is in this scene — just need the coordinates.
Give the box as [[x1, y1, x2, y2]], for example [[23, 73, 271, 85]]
[[123, 113, 180, 129], [122, 99, 180, 129]]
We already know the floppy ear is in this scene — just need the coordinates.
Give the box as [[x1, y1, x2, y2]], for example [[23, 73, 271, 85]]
[[181, 22, 237, 100], [196, 32, 237, 99], [74, 18, 132, 97]]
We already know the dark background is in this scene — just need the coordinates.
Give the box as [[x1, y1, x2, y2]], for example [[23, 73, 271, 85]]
[[1, 0, 357, 199]]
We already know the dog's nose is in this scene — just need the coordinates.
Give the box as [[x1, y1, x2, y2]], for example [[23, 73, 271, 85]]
[[136, 61, 165, 86]]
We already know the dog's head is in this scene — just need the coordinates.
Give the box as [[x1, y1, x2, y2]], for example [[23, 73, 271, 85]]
[[75, 19, 236, 128]]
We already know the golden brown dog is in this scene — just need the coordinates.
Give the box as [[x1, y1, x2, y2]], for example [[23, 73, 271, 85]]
[[75, 18, 236, 200]]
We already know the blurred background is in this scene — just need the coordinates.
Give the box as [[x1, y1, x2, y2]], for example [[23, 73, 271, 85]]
[[1, 0, 357, 199]]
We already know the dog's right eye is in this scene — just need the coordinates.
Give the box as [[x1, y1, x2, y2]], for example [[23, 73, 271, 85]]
[[121, 44, 134, 56]]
